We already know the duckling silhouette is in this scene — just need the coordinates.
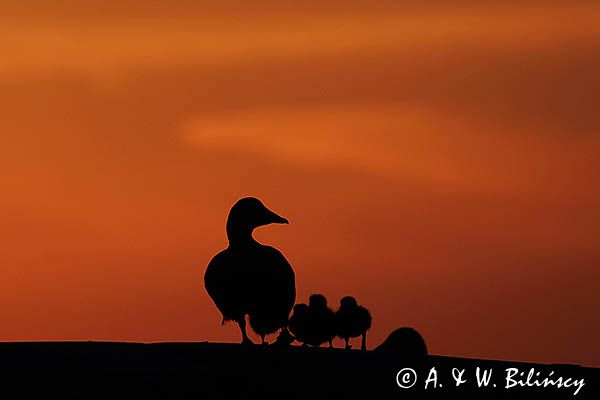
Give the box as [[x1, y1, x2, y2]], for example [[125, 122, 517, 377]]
[[204, 197, 296, 345], [334, 296, 372, 350], [374, 327, 428, 358], [288, 303, 310, 346], [305, 294, 336, 348]]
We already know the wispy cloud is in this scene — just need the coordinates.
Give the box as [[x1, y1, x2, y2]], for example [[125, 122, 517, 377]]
[[181, 104, 600, 196]]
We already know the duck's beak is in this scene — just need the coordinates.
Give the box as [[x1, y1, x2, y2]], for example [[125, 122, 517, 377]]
[[264, 208, 289, 225]]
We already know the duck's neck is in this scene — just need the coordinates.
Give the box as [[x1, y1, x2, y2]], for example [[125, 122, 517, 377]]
[[226, 222, 257, 247]]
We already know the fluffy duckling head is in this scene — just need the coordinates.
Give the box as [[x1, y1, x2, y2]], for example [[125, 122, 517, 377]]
[[339, 296, 358, 309], [309, 294, 328, 309]]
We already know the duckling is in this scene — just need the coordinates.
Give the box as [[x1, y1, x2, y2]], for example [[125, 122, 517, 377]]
[[374, 327, 428, 358], [289, 303, 310, 346], [305, 294, 336, 348], [204, 197, 296, 345], [334, 296, 372, 350]]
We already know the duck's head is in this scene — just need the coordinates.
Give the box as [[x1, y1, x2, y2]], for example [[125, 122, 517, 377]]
[[226, 197, 288, 243]]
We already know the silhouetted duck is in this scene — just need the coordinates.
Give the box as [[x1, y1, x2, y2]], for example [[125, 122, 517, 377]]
[[335, 296, 372, 350], [305, 294, 336, 348], [289, 303, 310, 346], [204, 197, 296, 345], [374, 327, 428, 358]]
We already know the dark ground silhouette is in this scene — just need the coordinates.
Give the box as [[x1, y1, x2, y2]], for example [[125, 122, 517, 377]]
[[375, 327, 428, 357], [1, 342, 596, 399]]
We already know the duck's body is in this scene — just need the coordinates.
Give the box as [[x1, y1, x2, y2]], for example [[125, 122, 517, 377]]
[[204, 198, 295, 344], [245, 244, 295, 338]]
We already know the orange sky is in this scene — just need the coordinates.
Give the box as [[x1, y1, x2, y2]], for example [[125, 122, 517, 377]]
[[1, 1, 599, 366]]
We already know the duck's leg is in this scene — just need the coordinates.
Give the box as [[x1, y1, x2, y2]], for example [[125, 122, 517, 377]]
[[237, 319, 253, 345], [275, 327, 292, 346], [260, 334, 267, 346], [328, 340, 333, 348], [361, 333, 367, 351], [344, 337, 351, 350]]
